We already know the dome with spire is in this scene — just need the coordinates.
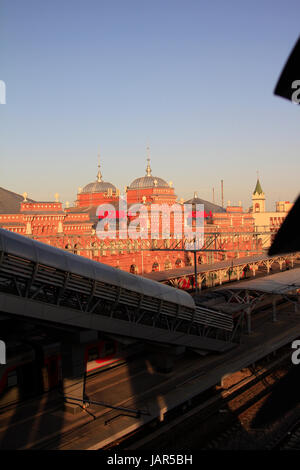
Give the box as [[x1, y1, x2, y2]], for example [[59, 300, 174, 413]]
[[129, 155, 169, 190], [82, 156, 116, 194]]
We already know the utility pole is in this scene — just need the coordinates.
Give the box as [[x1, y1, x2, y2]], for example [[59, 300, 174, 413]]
[[193, 250, 198, 294], [221, 180, 224, 208]]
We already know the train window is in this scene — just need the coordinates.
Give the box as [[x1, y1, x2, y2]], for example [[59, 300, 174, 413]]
[[88, 347, 99, 361], [7, 370, 18, 388]]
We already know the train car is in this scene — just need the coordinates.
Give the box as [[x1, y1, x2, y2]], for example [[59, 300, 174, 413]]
[[85, 336, 143, 375], [0, 341, 36, 407], [0, 333, 142, 407]]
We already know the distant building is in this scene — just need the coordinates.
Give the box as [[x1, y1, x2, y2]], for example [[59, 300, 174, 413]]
[[250, 178, 293, 231], [1, 156, 287, 276]]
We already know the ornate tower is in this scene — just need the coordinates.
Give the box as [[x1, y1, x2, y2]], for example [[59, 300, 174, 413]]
[[252, 177, 265, 213]]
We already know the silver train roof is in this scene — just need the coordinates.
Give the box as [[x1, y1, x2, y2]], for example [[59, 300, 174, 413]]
[[0, 228, 195, 309]]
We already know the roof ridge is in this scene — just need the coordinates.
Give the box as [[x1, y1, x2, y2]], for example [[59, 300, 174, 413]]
[[0, 186, 35, 202]]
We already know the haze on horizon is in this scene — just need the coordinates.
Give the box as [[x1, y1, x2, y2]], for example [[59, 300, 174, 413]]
[[1, 0, 299, 211]]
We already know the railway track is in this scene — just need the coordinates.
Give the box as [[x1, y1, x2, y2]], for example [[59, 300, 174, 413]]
[[104, 348, 294, 450], [0, 296, 299, 450]]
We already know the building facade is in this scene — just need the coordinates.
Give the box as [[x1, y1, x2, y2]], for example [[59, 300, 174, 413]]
[[0, 161, 287, 276]]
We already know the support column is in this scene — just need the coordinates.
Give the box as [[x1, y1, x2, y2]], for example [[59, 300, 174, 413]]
[[279, 260, 283, 271], [146, 344, 185, 373], [61, 343, 87, 413], [193, 251, 198, 293], [272, 298, 277, 322], [246, 290, 251, 335]]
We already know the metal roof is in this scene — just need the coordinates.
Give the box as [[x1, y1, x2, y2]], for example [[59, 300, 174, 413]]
[[221, 267, 300, 294], [0, 187, 35, 214], [184, 196, 226, 214], [0, 228, 195, 310], [129, 175, 169, 190], [82, 180, 116, 193], [253, 179, 264, 195]]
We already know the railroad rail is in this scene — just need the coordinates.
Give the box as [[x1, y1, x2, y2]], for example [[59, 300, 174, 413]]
[[106, 348, 293, 450]]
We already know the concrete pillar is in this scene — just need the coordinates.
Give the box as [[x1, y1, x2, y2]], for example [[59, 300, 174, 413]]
[[246, 290, 251, 335], [146, 344, 185, 374], [61, 343, 87, 414], [272, 298, 277, 322]]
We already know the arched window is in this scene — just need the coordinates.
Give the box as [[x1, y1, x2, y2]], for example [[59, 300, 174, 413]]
[[130, 264, 138, 274], [175, 258, 182, 268], [152, 262, 159, 272], [185, 255, 192, 266], [164, 260, 172, 270], [74, 243, 82, 255]]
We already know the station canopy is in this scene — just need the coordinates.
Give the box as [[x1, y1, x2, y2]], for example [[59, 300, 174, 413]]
[[223, 268, 300, 294], [143, 254, 280, 283]]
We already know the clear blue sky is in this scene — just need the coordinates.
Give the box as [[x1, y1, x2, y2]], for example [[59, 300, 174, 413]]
[[1, 0, 299, 210]]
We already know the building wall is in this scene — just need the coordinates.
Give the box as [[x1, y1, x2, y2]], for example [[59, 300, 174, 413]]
[[0, 187, 275, 275]]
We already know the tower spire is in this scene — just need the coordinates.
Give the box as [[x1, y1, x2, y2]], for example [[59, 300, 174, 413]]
[[146, 146, 152, 176], [97, 152, 102, 182], [253, 173, 263, 195]]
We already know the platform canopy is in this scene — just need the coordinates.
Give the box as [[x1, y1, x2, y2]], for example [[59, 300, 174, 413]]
[[143, 254, 281, 283], [222, 268, 300, 294]]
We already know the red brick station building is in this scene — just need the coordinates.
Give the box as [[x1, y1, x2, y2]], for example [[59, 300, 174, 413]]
[[0, 157, 272, 275]]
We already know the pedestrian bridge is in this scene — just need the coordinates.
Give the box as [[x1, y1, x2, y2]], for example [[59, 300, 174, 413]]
[[0, 229, 235, 353]]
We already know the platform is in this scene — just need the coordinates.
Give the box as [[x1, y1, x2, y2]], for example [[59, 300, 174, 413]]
[[0, 303, 299, 450]]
